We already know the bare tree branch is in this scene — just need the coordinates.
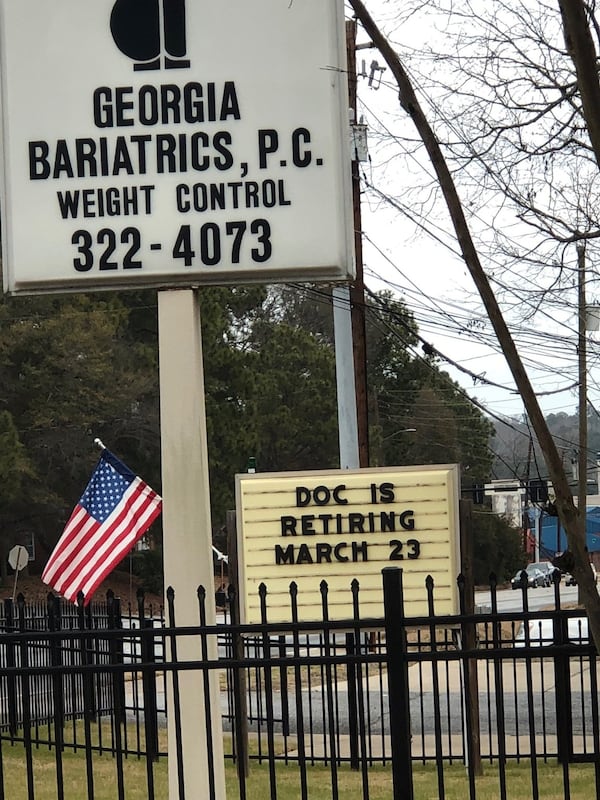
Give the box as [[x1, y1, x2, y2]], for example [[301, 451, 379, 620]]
[[558, 0, 600, 170], [348, 0, 600, 645]]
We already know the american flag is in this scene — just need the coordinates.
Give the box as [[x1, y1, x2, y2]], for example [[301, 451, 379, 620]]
[[42, 449, 162, 604]]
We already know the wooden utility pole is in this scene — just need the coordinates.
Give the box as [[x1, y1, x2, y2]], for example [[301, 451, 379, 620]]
[[346, 19, 370, 468], [577, 243, 587, 511], [577, 243, 588, 595]]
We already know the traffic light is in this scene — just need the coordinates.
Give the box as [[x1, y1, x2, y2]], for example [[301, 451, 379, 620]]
[[528, 478, 548, 504], [472, 484, 485, 505]]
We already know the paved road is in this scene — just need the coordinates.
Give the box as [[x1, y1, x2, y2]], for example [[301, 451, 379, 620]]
[[475, 582, 579, 613], [123, 584, 594, 750], [215, 658, 594, 740]]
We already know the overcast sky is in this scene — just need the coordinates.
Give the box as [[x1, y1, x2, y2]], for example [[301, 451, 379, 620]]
[[348, 0, 597, 427]]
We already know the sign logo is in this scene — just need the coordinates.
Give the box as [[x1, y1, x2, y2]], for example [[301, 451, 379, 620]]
[[110, 0, 190, 70]]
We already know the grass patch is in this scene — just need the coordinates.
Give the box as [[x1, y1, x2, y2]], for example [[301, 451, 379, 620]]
[[0, 746, 167, 800], [236, 762, 600, 799], [1, 740, 599, 799]]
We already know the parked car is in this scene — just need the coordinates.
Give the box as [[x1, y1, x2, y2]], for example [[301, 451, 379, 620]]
[[565, 564, 598, 586], [529, 561, 560, 587], [510, 565, 547, 590]]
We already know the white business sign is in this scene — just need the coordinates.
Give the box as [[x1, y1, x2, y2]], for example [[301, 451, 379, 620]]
[[0, 0, 354, 294]]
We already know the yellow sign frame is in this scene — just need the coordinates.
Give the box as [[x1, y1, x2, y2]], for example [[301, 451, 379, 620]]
[[235, 464, 461, 623]]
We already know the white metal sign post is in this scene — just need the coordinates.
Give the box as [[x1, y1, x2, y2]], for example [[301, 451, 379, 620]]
[[0, 2, 352, 797], [158, 288, 225, 798]]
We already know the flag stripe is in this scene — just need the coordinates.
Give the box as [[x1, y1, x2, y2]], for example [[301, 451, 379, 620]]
[[78, 500, 161, 600], [51, 480, 150, 590], [42, 451, 162, 605], [63, 506, 161, 601], [52, 481, 158, 596], [47, 490, 139, 592], [41, 511, 100, 585], [60, 486, 161, 600]]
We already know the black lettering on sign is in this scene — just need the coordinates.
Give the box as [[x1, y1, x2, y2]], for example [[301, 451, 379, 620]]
[[250, 219, 271, 262], [334, 543, 349, 562], [301, 516, 315, 535], [399, 510, 415, 531], [352, 541, 369, 562], [295, 485, 348, 507], [171, 219, 271, 267], [273, 541, 364, 565], [29, 141, 51, 179], [157, 131, 233, 173], [317, 514, 333, 534], [71, 227, 142, 271], [93, 83, 240, 127], [378, 509, 414, 533], [280, 516, 297, 536], [28, 134, 235, 180], [370, 482, 395, 504], [348, 513, 365, 534], [292, 127, 311, 167], [315, 543, 332, 563], [389, 540, 403, 560], [98, 228, 118, 270], [275, 544, 294, 565], [54, 140, 75, 178], [257, 129, 278, 168], [389, 539, 421, 560], [296, 544, 313, 565], [406, 539, 420, 559], [57, 185, 155, 219]]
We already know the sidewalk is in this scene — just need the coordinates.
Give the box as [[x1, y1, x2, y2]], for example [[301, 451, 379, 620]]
[[334, 653, 576, 695]]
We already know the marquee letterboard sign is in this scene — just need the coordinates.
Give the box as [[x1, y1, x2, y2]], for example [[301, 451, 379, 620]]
[[235, 465, 461, 623], [0, 0, 353, 294]]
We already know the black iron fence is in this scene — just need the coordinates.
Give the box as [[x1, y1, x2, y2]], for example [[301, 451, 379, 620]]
[[0, 569, 598, 798]]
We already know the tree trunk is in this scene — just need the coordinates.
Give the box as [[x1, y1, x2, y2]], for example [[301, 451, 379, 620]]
[[557, 0, 600, 175]]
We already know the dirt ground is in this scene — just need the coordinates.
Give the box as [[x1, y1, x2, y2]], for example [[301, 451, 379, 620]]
[[0, 570, 165, 611], [0, 569, 230, 613]]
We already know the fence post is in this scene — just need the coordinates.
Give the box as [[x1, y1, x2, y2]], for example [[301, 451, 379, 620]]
[[17, 593, 35, 795], [554, 612, 573, 763], [345, 631, 360, 770], [107, 590, 126, 728], [47, 593, 65, 729], [226, 511, 250, 783], [289, 582, 308, 799], [77, 595, 97, 721], [138, 589, 159, 762], [76, 592, 96, 800], [382, 567, 413, 800], [459, 497, 483, 773], [45, 592, 66, 800], [259, 583, 279, 796], [4, 598, 18, 737], [278, 634, 290, 738]]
